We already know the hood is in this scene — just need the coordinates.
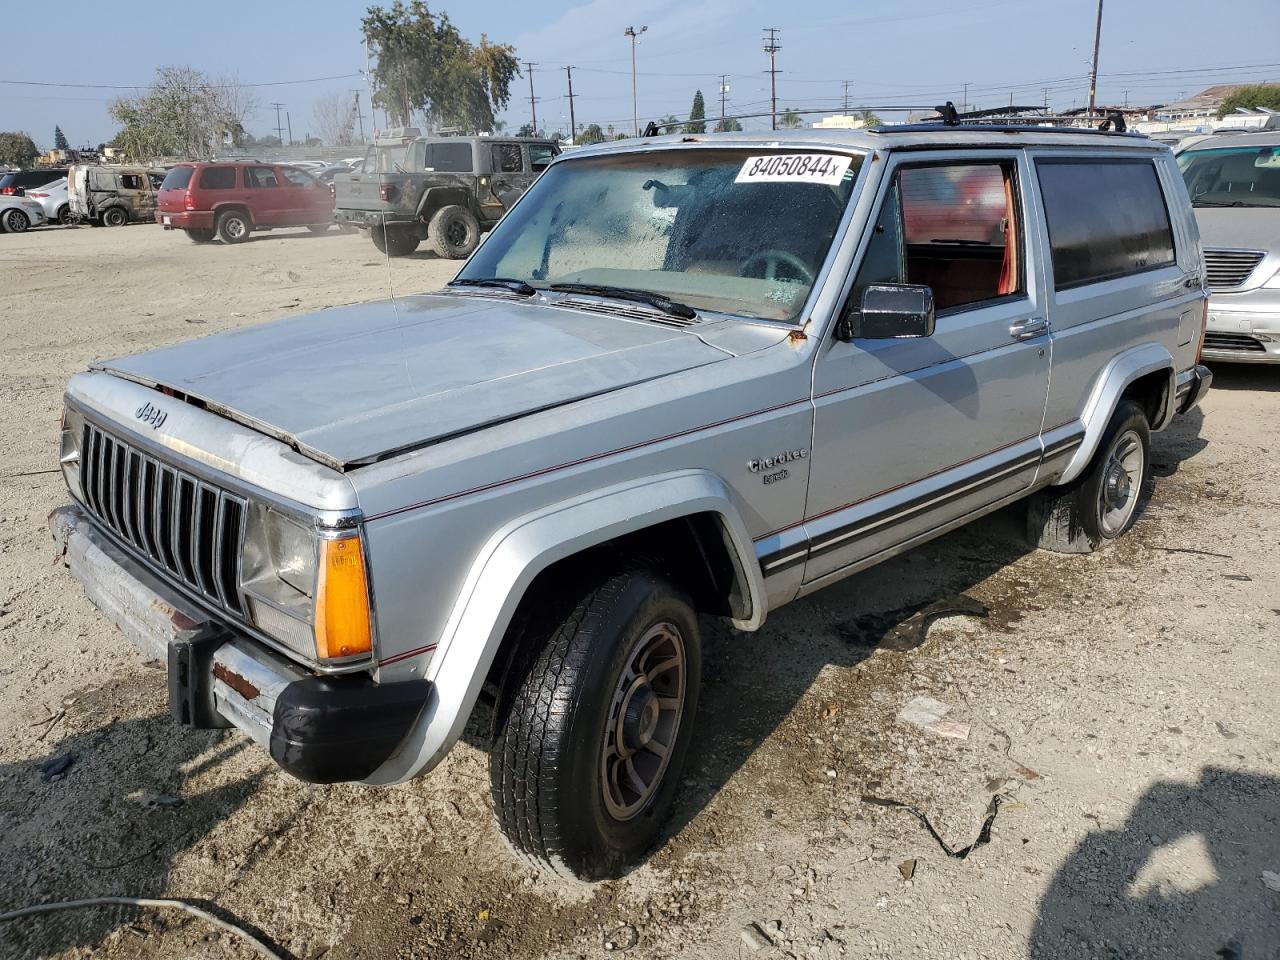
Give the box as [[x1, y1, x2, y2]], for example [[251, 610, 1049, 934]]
[[95, 293, 733, 469], [1193, 207, 1280, 251]]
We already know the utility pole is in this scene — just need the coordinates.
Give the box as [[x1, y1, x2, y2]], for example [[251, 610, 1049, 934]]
[[351, 90, 366, 143], [1043, 87, 1050, 110], [843, 80, 852, 113], [271, 102, 285, 144], [1087, 0, 1105, 114], [962, 82, 969, 113], [763, 27, 781, 131], [1123, 89, 1129, 109], [524, 61, 538, 135], [625, 26, 647, 136], [565, 66, 577, 140], [719, 75, 730, 123], [286, 112, 293, 146]]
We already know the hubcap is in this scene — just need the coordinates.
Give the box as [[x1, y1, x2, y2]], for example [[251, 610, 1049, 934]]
[[446, 220, 468, 247], [1098, 429, 1144, 536], [227, 218, 245, 238], [601, 621, 686, 821]]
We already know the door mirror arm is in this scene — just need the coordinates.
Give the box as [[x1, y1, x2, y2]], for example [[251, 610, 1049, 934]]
[[838, 284, 936, 341]]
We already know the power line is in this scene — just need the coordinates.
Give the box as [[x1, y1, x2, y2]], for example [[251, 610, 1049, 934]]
[[0, 72, 363, 90], [763, 27, 781, 131]]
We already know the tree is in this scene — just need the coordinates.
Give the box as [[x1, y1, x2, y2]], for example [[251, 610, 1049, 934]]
[[779, 107, 804, 129], [714, 117, 743, 132], [313, 91, 357, 146], [857, 110, 883, 127], [108, 67, 259, 160], [575, 123, 605, 145], [54, 126, 69, 151], [1216, 84, 1280, 118], [685, 89, 706, 134], [362, 2, 519, 133], [0, 132, 38, 167]]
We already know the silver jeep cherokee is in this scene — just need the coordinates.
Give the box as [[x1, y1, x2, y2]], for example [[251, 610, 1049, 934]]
[[53, 122, 1212, 881]]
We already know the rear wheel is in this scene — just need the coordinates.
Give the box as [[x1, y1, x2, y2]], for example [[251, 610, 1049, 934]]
[[101, 206, 128, 227], [307, 223, 333, 235], [1028, 399, 1151, 553], [56, 204, 73, 225], [490, 566, 701, 881], [369, 224, 420, 257], [2, 209, 30, 233], [216, 210, 250, 244], [187, 228, 216, 243], [427, 205, 480, 259]]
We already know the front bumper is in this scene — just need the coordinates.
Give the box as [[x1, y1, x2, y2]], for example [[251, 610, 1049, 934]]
[[1203, 290, 1280, 364], [51, 504, 430, 783]]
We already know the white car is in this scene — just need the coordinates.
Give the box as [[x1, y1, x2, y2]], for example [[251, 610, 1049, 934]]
[[25, 177, 72, 225], [0, 196, 47, 233]]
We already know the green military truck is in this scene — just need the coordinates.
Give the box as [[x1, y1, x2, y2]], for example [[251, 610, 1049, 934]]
[[333, 129, 560, 258]]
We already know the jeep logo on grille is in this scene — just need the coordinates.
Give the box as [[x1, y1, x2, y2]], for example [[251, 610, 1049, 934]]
[[134, 402, 168, 430]]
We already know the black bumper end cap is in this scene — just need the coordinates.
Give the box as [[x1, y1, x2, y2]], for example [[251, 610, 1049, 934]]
[[269, 675, 431, 784], [168, 624, 235, 730], [1180, 363, 1213, 413]]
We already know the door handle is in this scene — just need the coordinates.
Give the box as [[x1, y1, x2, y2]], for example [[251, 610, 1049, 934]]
[[1009, 318, 1049, 341]]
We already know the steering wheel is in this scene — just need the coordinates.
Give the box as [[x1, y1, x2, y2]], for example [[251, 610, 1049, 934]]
[[740, 249, 815, 285]]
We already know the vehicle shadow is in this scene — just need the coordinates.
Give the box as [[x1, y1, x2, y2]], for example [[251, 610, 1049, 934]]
[[664, 417, 1210, 859], [0, 700, 285, 959], [1029, 768, 1280, 958], [1205, 363, 1279, 393]]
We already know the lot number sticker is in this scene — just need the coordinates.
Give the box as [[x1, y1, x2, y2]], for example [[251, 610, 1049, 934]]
[[736, 154, 851, 185]]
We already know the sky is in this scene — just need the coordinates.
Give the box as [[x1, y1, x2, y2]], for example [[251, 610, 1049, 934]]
[[3, 0, 1279, 149]]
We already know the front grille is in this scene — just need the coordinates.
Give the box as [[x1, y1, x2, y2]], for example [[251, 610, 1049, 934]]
[[1203, 331, 1267, 352], [79, 420, 247, 615], [1204, 249, 1266, 290]]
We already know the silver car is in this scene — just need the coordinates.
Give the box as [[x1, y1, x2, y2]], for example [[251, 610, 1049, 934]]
[[52, 123, 1210, 880], [1178, 130, 1280, 363], [0, 195, 47, 233]]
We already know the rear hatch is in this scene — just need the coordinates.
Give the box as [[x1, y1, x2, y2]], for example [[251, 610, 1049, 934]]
[[157, 165, 195, 214], [334, 144, 416, 215]]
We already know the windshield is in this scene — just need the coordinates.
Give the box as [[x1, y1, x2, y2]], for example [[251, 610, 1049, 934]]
[[457, 149, 864, 323], [1178, 145, 1280, 208]]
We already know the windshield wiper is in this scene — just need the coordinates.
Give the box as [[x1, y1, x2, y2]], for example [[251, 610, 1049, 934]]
[[548, 282, 697, 320], [448, 277, 538, 296]]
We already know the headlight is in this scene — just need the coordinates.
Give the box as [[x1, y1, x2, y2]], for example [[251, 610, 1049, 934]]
[[60, 406, 83, 501], [241, 505, 372, 662]]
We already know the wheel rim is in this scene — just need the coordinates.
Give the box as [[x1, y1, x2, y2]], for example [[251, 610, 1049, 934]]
[[225, 217, 246, 239], [445, 218, 468, 248], [107, 210, 123, 225], [1098, 428, 1144, 536], [5, 210, 27, 232], [600, 621, 686, 821]]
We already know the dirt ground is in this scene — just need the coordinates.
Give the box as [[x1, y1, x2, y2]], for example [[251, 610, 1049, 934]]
[[2, 222, 1278, 960]]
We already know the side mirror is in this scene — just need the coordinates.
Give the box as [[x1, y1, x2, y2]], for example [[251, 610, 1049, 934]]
[[841, 284, 936, 340]]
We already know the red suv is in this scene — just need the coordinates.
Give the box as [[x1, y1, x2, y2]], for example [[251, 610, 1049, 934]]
[[156, 162, 335, 243]]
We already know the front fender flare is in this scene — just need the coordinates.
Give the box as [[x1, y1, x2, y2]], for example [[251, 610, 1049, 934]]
[[364, 470, 764, 785], [1060, 343, 1174, 485]]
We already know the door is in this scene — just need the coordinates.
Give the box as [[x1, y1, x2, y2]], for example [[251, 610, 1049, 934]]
[[488, 142, 526, 213], [802, 151, 1051, 585], [279, 166, 329, 224], [243, 165, 286, 225]]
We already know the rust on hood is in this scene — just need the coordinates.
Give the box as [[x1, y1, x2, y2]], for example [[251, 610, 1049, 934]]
[[213, 662, 261, 701]]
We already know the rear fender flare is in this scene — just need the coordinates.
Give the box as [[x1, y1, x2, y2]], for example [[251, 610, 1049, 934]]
[[1059, 343, 1175, 485], [363, 470, 765, 785], [415, 186, 472, 222]]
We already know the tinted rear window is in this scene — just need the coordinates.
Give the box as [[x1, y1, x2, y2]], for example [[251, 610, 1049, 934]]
[[425, 142, 472, 172], [161, 167, 194, 190], [198, 166, 237, 190], [1036, 159, 1176, 290]]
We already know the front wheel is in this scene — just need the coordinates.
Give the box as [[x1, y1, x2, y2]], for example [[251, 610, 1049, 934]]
[[490, 567, 701, 881], [1028, 399, 1151, 553], [2, 209, 30, 233]]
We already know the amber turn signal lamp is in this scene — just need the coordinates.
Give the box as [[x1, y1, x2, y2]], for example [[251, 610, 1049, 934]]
[[314, 535, 373, 660]]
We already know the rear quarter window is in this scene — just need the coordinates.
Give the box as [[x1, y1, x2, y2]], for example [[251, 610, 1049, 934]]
[[424, 142, 473, 172], [198, 166, 237, 190], [161, 167, 194, 190], [1036, 158, 1176, 290]]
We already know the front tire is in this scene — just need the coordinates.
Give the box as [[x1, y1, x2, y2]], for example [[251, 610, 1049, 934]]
[[2, 209, 30, 233], [1029, 399, 1151, 553], [101, 206, 128, 227], [427, 205, 480, 259], [490, 567, 701, 882]]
